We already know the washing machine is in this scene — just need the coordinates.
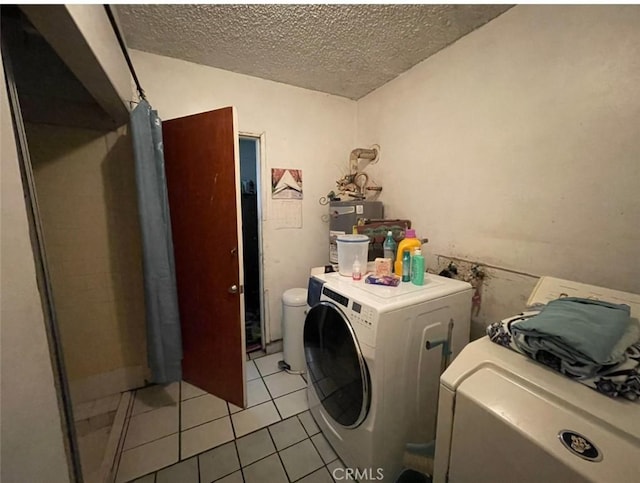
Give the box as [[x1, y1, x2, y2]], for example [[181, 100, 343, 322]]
[[304, 271, 473, 482], [433, 277, 640, 483]]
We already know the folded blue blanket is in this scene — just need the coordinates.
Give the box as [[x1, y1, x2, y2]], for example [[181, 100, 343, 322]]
[[511, 297, 631, 365], [488, 312, 640, 401]]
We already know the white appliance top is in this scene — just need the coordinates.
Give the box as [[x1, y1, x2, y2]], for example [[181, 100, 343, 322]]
[[441, 337, 640, 453], [314, 271, 472, 312], [442, 277, 640, 451], [528, 276, 640, 317]]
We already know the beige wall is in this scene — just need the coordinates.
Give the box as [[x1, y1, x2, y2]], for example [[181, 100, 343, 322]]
[[1, 60, 71, 483], [26, 123, 148, 400], [357, 5, 640, 333], [132, 6, 640, 345], [131, 50, 358, 341]]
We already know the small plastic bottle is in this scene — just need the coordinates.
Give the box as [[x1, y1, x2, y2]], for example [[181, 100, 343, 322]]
[[383, 231, 396, 260], [402, 251, 411, 282], [352, 256, 362, 281], [411, 248, 425, 286]]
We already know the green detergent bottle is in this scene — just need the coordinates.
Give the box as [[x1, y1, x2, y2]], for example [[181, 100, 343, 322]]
[[411, 248, 425, 285]]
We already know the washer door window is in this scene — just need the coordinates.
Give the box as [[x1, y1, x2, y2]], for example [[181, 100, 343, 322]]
[[304, 301, 370, 428]]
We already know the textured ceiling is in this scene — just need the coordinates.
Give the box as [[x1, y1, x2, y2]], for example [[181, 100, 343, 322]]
[[116, 4, 511, 100]]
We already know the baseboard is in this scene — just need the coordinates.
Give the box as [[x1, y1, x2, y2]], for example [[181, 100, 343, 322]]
[[266, 340, 283, 354], [69, 365, 148, 405]]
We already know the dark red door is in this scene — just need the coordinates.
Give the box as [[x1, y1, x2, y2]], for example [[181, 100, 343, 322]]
[[162, 107, 246, 408]]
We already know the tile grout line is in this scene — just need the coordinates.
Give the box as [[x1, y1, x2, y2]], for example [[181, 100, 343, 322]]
[[178, 382, 183, 462], [265, 423, 293, 482], [229, 401, 239, 441], [270, 389, 284, 421], [259, 366, 277, 403], [260, 366, 306, 405], [196, 446, 201, 483], [236, 443, 277, 469], [121, 431, 180, 453], [270, 385, 307, 402], [307, 432, 337, 468], [326, 463, 338, 483], [209, 467, 243, 483], [230, 415, 246, 483], [181, 412, 231, 433], [113, 389, 137, 482], [218, 418, 317, 477], [287, 432, 325, 483], [296, 413, 312, 439], [227, 393, 247, 483], [236, 440, 247, 483], [297, 412, 341, 481]]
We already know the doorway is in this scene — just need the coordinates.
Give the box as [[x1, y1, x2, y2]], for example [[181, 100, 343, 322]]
[[239, 136, 265, 353]]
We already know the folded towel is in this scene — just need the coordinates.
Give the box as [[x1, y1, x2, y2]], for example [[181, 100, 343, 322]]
[[511, 297, 631, 365], [488, 312, 640, 401]]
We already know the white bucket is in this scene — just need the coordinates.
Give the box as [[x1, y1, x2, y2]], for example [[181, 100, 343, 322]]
[[336, 234, 370, 277]]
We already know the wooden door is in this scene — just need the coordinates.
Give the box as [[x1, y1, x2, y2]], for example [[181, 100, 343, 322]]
[[162, 107, 246, 408]]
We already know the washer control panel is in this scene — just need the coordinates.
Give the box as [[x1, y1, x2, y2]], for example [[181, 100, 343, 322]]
[[349, 300, 377, 347], [350, 301, 375, 328], [321, 285, 377, 347]]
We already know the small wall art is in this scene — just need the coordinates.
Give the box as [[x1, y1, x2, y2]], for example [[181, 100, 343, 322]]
[[271, 168, 303, 200]]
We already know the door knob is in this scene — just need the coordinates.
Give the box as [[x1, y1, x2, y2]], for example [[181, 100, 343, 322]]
[[229, 285, 238, 294]]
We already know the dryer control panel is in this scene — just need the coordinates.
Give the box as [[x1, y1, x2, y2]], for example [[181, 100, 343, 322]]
[[349, 300, 377, 348], [527, 276, 640, 317]]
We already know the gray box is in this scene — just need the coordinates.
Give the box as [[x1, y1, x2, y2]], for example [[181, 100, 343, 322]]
[[329, 201, 384, 263]]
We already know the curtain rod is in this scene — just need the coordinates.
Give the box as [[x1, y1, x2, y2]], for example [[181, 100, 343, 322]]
[[104, 5, 146, 101]]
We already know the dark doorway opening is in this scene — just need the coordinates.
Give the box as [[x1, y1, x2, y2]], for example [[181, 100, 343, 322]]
[[239, 137, 263, 353]]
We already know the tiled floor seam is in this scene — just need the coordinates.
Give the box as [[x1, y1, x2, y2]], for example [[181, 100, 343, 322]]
[[260, 372, 277, 400], [182, 412, 229, 432], [296, 414, 311, 438], [228, 408, 244, 483], [178, 382, 183, 462], [196, 448, 201, 483], [270, 394, 284, 421], [233, 440, 247, 483], [114, 390, 137, 481], [308, 435, 329, 465], [264, 423, 293, 483], [238, 446, 277, 469], [152, 419, 314, 470], [123, 430, 180, 452], [289, 465, 325, 483], [273, 386, 307, 401], [206, 462, 244, 483]]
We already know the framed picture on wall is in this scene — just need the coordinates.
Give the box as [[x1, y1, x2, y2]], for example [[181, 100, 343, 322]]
[[271, 168, 303, 200]]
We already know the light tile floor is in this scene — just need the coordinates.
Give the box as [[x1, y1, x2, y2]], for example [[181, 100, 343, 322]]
[[74, 392, 122, 482], [116, 351, 344, 483]]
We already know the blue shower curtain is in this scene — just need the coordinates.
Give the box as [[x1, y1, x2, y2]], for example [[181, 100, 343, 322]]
[[130, 100, 182, 383]]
